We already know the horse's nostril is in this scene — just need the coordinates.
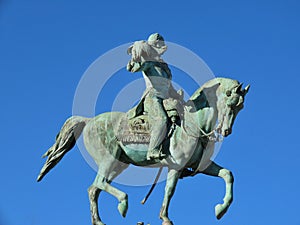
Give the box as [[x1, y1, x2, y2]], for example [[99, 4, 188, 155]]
[[223, 129, 232, 137]]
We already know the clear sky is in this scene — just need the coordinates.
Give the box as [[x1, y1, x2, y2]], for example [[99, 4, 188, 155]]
[[1, 1, 300, 225]]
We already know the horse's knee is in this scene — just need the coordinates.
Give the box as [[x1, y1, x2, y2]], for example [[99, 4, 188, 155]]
[[119, 192, 128, 202], [219, 169, 234, 183]]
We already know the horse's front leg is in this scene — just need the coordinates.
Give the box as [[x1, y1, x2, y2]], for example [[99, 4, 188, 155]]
[[160, 169, 181, 225], [202, 161, 234, 219]]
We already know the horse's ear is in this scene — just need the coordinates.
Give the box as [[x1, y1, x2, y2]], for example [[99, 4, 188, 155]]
[[127, 45, 133, 55], [243, 84, 250, 95], [236, 83, 243, 94]]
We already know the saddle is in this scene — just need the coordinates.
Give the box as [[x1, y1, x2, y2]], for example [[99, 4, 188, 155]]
[[116, 97, 183, 145]]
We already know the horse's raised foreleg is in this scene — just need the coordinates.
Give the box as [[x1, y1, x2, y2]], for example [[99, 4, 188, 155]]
[[159, 169, 181, 225], [202, 161, 234, 219]]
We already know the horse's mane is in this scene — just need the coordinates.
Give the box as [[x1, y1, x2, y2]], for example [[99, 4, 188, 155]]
[[190, 77, 240, 101]]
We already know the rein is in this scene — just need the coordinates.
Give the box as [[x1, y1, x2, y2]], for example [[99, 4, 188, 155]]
[[199, 114, 224, 142], [183, 114, 224, 142]]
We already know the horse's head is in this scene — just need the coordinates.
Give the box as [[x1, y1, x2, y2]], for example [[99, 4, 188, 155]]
[[189, 78, 249, 138], [216, 79, 250, 137]]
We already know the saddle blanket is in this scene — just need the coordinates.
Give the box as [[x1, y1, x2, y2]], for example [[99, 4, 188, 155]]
[[116, 115, 151, 144]]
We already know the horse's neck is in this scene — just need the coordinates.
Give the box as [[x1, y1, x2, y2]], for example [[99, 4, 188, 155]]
[[176, 106, 217, 169], [183, 105, 218, 138], [198, 106, 218, 133]]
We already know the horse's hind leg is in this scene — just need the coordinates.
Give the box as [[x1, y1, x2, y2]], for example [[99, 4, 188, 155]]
[[88, 185, 104, 225], [202, 161, 234, 220], [88, 163, 129, 225]]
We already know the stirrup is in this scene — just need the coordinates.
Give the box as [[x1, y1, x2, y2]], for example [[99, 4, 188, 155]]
[[147, 149, 166, 160]]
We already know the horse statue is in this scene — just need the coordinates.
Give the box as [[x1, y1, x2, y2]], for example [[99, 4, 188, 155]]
[[37, 79, 249, 225], [37, 40, 250, 225]]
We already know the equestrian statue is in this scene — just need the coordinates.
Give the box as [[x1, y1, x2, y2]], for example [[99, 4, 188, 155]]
[[37, 33, 250, 225]]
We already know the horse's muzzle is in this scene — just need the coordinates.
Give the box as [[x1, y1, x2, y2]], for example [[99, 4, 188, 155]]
[[222, 128, 232, 137]]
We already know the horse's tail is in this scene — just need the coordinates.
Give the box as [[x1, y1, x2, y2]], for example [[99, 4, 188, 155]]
[[37, 116, 90, 182]]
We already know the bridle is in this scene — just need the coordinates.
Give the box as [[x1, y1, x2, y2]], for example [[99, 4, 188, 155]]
[[198, 118, 224, 142], [183, 107, 225, 143]]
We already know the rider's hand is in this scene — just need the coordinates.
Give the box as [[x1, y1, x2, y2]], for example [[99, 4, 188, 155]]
[[127, 60, 142, 73]]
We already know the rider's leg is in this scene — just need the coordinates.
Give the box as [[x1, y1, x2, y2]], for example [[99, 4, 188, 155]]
[[144, 95, 168, 159]]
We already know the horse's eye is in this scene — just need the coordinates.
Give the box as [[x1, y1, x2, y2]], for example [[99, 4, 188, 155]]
[[226, 90, 232, 97]]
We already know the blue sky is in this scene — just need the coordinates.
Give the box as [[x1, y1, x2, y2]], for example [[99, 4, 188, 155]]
[[1, 0, 300, 225]]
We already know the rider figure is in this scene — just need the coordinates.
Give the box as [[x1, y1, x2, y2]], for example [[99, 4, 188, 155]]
[[127, 33, 180, 160]]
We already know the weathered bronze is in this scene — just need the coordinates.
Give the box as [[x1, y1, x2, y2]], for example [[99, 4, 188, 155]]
[[37, 34, 249, 225], [127, 33, 182, 160]]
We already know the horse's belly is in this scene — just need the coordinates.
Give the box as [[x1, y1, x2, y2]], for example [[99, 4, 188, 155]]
[[121, 143, 157, 166]]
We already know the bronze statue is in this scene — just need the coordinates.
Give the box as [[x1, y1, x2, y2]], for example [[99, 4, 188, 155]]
[[37, 34, 250, 225], [127, 33, 182, 160]]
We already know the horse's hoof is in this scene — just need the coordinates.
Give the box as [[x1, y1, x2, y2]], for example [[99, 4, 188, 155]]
[[215, 203, 228, 220], [97, 223, 105, 225], [93, 221, 105, 225], [118, 199, 128, 217], [162, 221, 173, 225]]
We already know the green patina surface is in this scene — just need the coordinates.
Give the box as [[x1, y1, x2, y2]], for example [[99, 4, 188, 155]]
[[37, 34, 250, 225]]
